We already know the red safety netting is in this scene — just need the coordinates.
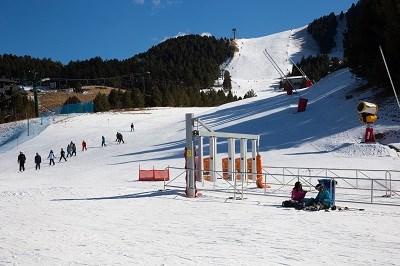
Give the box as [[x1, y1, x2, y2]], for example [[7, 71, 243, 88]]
[[139, 167, 170, 181]]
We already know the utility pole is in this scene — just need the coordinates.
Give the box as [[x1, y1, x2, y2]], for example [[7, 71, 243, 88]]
[[232, 28, 237, 40]]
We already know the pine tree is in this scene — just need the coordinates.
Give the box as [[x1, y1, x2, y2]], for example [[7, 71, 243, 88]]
[[222, 70, 232, 92]]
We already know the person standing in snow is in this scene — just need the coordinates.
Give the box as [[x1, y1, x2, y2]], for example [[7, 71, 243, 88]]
[[130, 123, 134, 132], [82, 140, 87, 151], [66, 143, 72, 158], [116, 132, 120, 143], [17, 151, 26, 172], [101, 136, 106, 147], [59, 148, 67, 162], [34, 153, 41, 170], [48, 150, 56, 166], [71, 142, 77, 156]]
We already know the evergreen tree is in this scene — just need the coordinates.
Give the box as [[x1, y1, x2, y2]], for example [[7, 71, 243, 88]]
[[151, 86, 163, 107], [222, 70, 232, 92], [344, 0, 400, 93], [308, 12, 338, 54], [93, 93, 110, 112], [64, 96, 81, 105]]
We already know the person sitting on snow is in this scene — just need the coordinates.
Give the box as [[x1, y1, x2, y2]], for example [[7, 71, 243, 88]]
[[291, 181, 307, 202], [305, 183, 331, 210], [282, 181, 308, 209]]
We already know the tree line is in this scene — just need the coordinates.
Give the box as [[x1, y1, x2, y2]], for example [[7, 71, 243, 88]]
[[344, 0, 400, 94], [288, 55, 344, 82], [307, 12, 340, 54], [1, 35, 237, 121], [92, 88, 239, 112]]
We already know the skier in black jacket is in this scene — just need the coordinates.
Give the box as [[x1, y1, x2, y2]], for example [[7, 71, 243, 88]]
[[34, 153, 41, 170], [59, 148, 67, 162], [17, 152, 26, 172]]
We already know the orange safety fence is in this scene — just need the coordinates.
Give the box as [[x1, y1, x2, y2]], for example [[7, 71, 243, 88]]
[[203, 157, 211, 181], [220, 155, 269, 188], [139, 166, 170, 181]]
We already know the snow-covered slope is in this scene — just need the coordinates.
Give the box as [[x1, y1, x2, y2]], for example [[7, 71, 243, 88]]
[[1, 25, 400, 265], [225, 22, 347, 98]]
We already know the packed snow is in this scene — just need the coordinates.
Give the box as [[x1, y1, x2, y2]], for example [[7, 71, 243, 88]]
[[1, 25, 400, 265]]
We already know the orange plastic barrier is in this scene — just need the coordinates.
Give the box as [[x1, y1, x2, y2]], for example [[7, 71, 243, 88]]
[[203, 157, 211, 181], [221, 157, 256, 181], [139, 166, 170, 181], [256, 154, 269, 188], [222, 158, 229, 180]]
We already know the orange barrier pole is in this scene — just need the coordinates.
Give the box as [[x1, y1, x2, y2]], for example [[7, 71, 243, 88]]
[[256, 154, 269, 188]]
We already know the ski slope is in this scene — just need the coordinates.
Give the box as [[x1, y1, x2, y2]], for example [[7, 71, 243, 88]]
[[1, 26, 400, 265], [226, 20, 347, 98]]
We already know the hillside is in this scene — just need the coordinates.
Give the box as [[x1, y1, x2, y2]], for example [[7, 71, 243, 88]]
[[225, 21, 348, 98]]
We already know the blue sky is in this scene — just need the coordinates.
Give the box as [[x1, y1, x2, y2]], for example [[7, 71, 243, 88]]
[[0, 0, 358, 64]]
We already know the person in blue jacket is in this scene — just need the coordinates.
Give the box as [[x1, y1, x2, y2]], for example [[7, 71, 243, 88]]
[[313, 183, 331, 209]]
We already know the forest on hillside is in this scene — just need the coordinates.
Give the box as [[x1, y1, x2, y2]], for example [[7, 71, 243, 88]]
[[307, 12, 341, 54], [344, 0, 400, 94], [0, 35, 237, 122]]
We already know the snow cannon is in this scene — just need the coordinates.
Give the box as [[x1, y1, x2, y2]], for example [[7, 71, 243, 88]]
[[357, 101, 378, 115], [357, 101, 378, 143], [357, 101, 378, 124]]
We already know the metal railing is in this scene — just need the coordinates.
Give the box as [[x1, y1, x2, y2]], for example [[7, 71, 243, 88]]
[[163, 165, 400, 206]]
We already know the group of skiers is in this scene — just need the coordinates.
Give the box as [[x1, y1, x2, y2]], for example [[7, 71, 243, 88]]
[[282, 181, 332, 211], [17, 123, 134, 172], [17, 140, 87, 172], [115, 132, 124, 144]]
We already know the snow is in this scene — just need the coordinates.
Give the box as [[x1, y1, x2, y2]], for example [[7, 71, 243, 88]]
[[1, 25, 400, 265]]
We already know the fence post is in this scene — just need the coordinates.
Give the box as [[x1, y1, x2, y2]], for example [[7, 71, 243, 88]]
[[371, 180, 374, 204], [356, 170, 359, 189]]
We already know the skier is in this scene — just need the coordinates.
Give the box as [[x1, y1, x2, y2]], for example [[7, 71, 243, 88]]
[[130, 123, 134, 132], [71, 142, 77, 156], [119, 133, 125, 144], [66, 143, 72, 158], [59, 148, 67, 162], [34, 153, 41, 170], [17, 151, 26, 172], [101, 136, 106, 147], [115, 132, 119, 143], [48, 150, 56, 166], [82, 140, 87, 151]]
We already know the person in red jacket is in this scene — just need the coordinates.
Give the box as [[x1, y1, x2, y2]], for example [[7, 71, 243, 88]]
[[82, 140, 87, 151], [282, 181, 308, 209], [291, 181, 307, 202]]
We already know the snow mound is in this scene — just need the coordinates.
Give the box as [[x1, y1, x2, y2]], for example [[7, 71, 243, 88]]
[[333, 143, 396, 157]]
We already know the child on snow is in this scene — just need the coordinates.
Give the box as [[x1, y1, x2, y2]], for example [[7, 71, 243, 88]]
[[48, 150, 56, 166], [282, 181, 308, 209]]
